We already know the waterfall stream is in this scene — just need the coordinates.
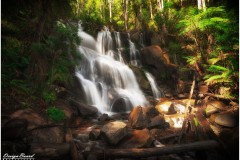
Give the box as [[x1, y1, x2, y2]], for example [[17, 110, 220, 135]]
[[128, 34, 142, 67], [144, 71, 162, 99], [76, 25, 148, 114]]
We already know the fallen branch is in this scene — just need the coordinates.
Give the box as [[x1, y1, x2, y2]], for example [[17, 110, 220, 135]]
[[104, 140, 218, 158], [159, 133, 181, 141]]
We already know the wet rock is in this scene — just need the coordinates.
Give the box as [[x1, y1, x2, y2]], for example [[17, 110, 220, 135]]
[[111, 113, 129, 120], [171, 102, 186, 114], [101, 121, 128, 145], [69, 99, 98, 117], [206, 106, 220, 117], [11, 109, 47, 130], [128, 106, 145, 129], [207, 101, 226, 110], [89, 129, 101, 140], [177, 99, 195, 106], [147, 115, 165, 129], [119, 129, 154, 148], [155, 101, 172, 114], [158, 100, 186, 115], [142, 106, 160, 122], [205, 101, 226, 117], [111, 97, 129, 112], [211, 112, 238, 128], [130, 65, 151, 94], [2, 118, 28, 141], [26, 126, 64, 143], [75, 134, 89, 143], [178, 93, 188, 99], [97, 113, 110, 123], [140, 45, 178, 90], [198, 84, 208, 93], [167, 104, 177, 115]]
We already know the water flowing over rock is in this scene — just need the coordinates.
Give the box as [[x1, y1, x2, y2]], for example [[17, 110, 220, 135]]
[[144, 71, 162, 99], [140, 45, 178, 90], [128, 33, 142, 66], [76, 24, 148, 114]]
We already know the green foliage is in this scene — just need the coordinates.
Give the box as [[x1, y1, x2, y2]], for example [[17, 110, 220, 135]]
[[42, 91, 57, 104], [204, 65, 234, 85], [193, 117, 199, 127], [47, 106, 65, 122], [2, 1, 80, 111], [185, 54, 201, 65]]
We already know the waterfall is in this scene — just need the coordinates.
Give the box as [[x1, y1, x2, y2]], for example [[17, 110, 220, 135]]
[[144, 71, 162, 100], [128, 33, 141, 67], [76, 24, 148, 114], [127, 32, 162, 100], [114, 31, 125, 64]]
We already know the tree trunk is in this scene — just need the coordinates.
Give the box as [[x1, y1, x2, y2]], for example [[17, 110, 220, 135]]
[[197, 0, 206, 11], [104, 140, 218, 158], [149, 0, 153, 19], [124, 0, 128, 31], [201, 0, 206, 11], [109, 1, 112, 22]]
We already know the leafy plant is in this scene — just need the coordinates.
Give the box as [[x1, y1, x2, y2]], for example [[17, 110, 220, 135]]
[[47, 106, 65, 122], [42, 90, 57, 104]]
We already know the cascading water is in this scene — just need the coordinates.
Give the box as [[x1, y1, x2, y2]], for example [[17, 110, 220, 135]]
[[114, 31, 125, 63], [128, 32, 162, 100], [128, 34, 142, 67], [76, 24, 148, 114], [144, 71, 162, 99]]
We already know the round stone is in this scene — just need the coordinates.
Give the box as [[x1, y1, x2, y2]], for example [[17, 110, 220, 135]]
[[214, 113, 237, 128]]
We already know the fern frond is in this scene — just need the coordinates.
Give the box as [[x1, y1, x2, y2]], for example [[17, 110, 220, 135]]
[[207, 65, 228, 72], [208, 58, 221, 65]]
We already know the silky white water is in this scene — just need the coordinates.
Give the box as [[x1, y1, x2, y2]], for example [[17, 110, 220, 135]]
[[128, 33, 142, 67], [144, 71, 162, 99], [76, 24, 148, 114]]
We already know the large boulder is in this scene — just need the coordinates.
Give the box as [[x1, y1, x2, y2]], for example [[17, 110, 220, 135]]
[[205, 101, 226, 117], [101, 121, 128, 145], [26, 126, 64, 143], [142, 106, 160, 124], [210, 111, 238, 128], [69, 99, 98, 117], [147, 115, 165, 129], [128, 106, 145, 129], [10, 109, 47, 130], [155, 100, 172, 114], [118, 129, 154, 148]]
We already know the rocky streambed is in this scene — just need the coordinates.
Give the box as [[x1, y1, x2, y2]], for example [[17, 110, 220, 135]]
[[2, 95, 238, 160]]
